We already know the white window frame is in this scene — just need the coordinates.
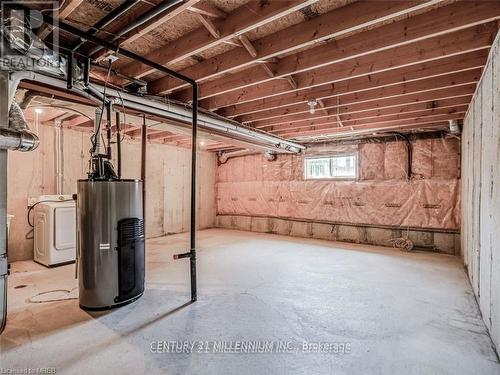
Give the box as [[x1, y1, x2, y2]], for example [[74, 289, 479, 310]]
[[304, 153, 358, 180]]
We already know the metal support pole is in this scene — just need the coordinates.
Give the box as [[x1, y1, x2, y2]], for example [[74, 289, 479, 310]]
[[141, 114, 146, 227], [0, 71, 10, 334], [106, 102, 112, 160], [189, 84, 198, 302], [116, 111, 121, 179]]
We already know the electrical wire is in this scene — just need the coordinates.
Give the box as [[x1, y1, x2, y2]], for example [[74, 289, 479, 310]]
[[27, 199, 74, 228], [89, 60, 113, 156], [388, 234, 414, 252]]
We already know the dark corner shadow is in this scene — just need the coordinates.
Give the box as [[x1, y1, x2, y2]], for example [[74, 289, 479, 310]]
[[52, 300, 195, 373]]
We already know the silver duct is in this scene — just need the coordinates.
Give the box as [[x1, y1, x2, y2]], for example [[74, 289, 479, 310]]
[[9, 72, 305, 154], [0, 101, 39, 152], [0, 127, 39, 152]]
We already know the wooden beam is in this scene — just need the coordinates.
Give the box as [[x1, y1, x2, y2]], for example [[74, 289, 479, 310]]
[[260, 63, 275, 78], [197, 23, 495, 109], [286, 75, 298, 90], [238, 35, 258, 58], [61, 116, 90, 128], [185, 19, 497, 103], [218, 50, 487, 118], [38, 0, 84, 39], [267, 105, 469, 134], [287, 121, 452, 140], [241, 69, 481, 124], [317, 99, 329, 115], [253, 84, 476, 129], [120, 0, 319, 79], [276, 113, 464, 138], [93, 0, 201, 61], [148, 131, 177, 140], [274, 97, 470, 129], [188, 3, 226, 19], [196, 13, 221, 39], [149, 0, 440, 94]]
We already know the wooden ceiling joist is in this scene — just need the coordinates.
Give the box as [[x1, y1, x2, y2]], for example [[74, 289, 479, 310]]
[[120, 0, 320, 79], [38, 0, 84, 39], [253, 83, 477, 129], [149, 0, 442, 94], [241, 69, 481, 124], [259, 97, 471, 132], [268, 105, 469, 135], [93, 0, 202, 61], [196, 13, 221, 39], [218, 50, 487, 118], [276, 113, 464, 138], [198, 22, 496, 110], [188, 3, 227, 19], [185, 13, 499, 105], [238, 35, 258, 58]]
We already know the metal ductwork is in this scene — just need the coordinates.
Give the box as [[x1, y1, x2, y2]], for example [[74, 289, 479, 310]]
[[10, 71, 305, 154], [0, 127, 38, 151], [0, 101, 39, 152]]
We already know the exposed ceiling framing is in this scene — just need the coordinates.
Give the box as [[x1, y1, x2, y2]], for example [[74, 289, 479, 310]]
[[27, 0, 500, 148]]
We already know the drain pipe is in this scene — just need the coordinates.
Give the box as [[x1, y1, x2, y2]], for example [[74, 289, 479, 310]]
[[218, 150, 277, 164], [55, 120, 63, 195]]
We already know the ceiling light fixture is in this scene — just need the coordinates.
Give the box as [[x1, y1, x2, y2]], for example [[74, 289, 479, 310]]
[[307, 99, 318, 114]]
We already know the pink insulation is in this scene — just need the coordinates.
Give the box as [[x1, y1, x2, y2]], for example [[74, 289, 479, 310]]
[[217, 137, 461, 230]]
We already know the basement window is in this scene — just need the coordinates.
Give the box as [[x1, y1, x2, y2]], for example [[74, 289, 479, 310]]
[[304, 154, 358, 180]]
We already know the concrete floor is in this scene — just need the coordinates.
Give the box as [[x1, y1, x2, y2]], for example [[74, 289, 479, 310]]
[[1, 229, 498, 374]]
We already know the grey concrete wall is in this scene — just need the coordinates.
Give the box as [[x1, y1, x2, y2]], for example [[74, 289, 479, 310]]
[[217, 214, 460, 254], [462, 30, 500, 350], [7, 126, 216, 261]]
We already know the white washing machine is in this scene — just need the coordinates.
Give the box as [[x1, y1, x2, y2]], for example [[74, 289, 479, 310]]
[[33, 198, 76, 267]]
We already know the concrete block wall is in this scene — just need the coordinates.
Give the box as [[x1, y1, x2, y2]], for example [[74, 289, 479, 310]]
[[461, 31, 500, 350], [7, 125, 216, 261]]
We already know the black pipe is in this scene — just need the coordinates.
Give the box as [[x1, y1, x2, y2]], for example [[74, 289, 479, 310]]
[[12, 3, 199, 303], [106, 102, 112, 160], [141, 114, 147, 230], [25, 8, 196, 85], [71, 0, 140, 52], [190, 84, 198, 302], [116, 110, 122, 178], [88, 0, 183, 57]]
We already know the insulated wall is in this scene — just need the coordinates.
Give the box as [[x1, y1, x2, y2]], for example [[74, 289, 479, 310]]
[[217, 136, 461, 252], [462, 31, 500, 350], [7, 126, 216, 261]]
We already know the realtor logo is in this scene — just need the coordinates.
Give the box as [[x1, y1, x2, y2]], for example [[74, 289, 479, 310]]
[[0, 1, 60, 71]]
